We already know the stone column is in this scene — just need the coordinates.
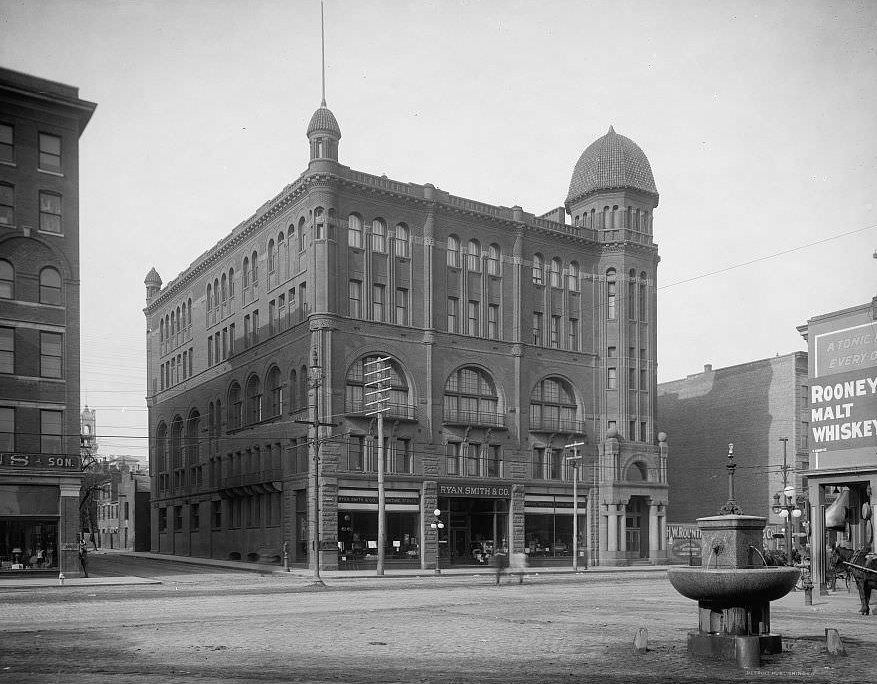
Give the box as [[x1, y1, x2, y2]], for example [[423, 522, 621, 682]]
[[607, 504, 618, 552], [617, 504, 627, 553], [649, 502, 660, 559], [421, 481, 438, 571]]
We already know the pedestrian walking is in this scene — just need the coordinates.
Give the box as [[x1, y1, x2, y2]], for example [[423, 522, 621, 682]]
[[78, 538, 89, 578], [494, 548, 508, 585]]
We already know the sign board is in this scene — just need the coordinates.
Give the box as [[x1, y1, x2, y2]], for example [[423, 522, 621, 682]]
[[439, 483, 511, 498], [0, 453, 81, 470], [810, 321, 877, 470]]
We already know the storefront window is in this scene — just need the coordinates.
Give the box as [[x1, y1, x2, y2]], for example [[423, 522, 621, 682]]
[[337, 511, 419, 562], [0, 519, 58, 570], [524, 510, 585, 560]]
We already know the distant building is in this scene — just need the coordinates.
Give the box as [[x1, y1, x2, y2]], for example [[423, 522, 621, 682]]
[[144, 96, 670, 568], [657, 353, 810, 535], [95, 461, 151, 552], [0, 68, 96, 576], [798, 296, 877, 590]]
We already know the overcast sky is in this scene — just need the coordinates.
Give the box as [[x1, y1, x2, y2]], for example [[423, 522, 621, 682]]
[[2, 0, 875, 461]]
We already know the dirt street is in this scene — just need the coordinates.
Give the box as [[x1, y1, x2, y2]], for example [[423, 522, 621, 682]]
[[0, 568, 874, 684]]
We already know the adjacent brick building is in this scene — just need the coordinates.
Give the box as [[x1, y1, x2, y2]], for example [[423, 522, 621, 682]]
[[0, 68, 95, 576], [657, 353, 810, 530], [144, 97, 670, 568]]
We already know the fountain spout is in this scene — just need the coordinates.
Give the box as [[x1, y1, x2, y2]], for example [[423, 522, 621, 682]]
[[749, 545, 768, 567]]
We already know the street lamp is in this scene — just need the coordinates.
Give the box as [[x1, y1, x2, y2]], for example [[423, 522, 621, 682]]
[[565, 441, 586, 572], [772, 488, 803, 561], [430, 508, 444, 575]]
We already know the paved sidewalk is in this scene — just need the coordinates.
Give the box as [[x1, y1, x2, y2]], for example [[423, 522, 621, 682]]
[[0, 548, 670, 588]]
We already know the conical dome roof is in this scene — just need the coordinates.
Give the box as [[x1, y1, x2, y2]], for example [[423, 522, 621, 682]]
[[144, 267, 162, 286], [307, 104, 341, 138], [566, 126, 657, 207]]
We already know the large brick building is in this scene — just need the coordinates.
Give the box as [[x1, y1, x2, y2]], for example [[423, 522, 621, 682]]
[[657, 354, 810, 533], [144, 96, 669, 568], [0, 68, 96, 576]]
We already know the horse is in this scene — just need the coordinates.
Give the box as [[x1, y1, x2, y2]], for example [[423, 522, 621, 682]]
[[828, 544, 855, 591], [845, 548, 877, 615]]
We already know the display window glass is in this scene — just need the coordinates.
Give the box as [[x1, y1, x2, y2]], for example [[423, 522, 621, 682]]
[[0, 519, 58, 570]]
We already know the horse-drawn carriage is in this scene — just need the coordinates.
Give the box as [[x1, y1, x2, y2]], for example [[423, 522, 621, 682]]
[[830, 545, 877, 615]]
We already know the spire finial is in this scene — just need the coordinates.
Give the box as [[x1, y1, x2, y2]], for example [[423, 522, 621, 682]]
[[320, 1, 327, 107]]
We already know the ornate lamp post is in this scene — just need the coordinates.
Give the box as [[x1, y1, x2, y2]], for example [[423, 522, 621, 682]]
[[772, 488, 803, 560], [430, 508, 444, 575], [565, 441, 586, 571]]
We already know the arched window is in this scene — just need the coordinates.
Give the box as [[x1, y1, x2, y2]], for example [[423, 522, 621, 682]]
[[298, 216, 307, 251], [529, 377, 578, 433], [39, 267, 61, 305], [246, 374, 262, 425], [0, 260, 14, 299], [278, 231, 286, 279], [532, 254, 544, 285], [628, 269, 637, 319], [206, 283, 213, 313], [227, 382, 242, 430], [187, 298, 192, 329], [242, 257, 250, 289], [267, 366, 282, 417], [467, 240, 481, 272], [447, 235, 460, 268], [170, 415, 184, 486], [170, 311, 176, 340], [443, 366, 500, 427], [289, 369, 298, 412], [567, 261, 579, 292], [221, 274, 227, 306], [299, 365, 308, 407], [550, 258, 562, 288], [487, 244, 501, 276], [250, 251, 258, 292], [155, 422, 169, 474], [348, 214, 363, 248], [159, 318, 165, 346], [268, 239, 276, 274], [626, 461, 648, 481], [345, 355, 411, 418], [180, 303, 187, 331], [228, 269, 235, 300], [185, 410, 201, 468], [606, 268, 617, 320], [372, 218, 386, 253], [314, 207, 325, 240], [639, 271, 648, 322], [394, 223, 409, 258]]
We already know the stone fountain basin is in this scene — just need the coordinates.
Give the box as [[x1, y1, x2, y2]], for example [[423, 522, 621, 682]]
[[668, 566, 799, 605]]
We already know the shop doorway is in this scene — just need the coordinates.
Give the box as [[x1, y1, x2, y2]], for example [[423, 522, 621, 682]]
[[437, 497, 508, 566], [625, 497, 648, 559]]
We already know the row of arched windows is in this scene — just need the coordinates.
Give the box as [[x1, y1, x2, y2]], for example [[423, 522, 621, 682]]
[[0, 259, 62, 305], [159, 298, 193, 354], [446, 236, 502, 275], [532, 255, 580, 290], [605, 268, 649, 322], [348, 215, 410, 257], [573, 205, 652, 233]]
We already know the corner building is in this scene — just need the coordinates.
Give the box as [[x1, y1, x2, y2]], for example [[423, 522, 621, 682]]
[[0, 68, 95, 576], [144, 104, 669, 568]]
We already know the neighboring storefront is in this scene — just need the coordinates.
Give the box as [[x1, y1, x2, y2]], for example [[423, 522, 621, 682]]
[[798, 296, 877, 591], [0, 454, 83, 575]]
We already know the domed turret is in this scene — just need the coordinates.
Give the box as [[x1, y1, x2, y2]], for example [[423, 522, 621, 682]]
[[144, 267, 162, 300], [307, 101, 341, 162], [566, 126, 658, 208]]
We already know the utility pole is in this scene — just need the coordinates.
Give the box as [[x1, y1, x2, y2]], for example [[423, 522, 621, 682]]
[[363, 357, 390, 576], [295, 348, 336, 586], [565, 441, 586, 572]]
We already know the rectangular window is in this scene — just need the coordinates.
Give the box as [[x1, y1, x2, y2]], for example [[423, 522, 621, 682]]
[[269, 299, 276, 336], [0, 123, 12, 163], [182, 350, 188, 379], [607, 367, 617, 389], [39, 192, 62, 233], [532, 448, 545, 479], [0, 327, 13, 374], [40, 409, 63, 454], [228, 324, 235, 355], [487, 304, 499, 339], [288, 287, 297, 324], [487, 445, 502, 477], [40, 331, 62, 378], [549, 449, 563, 479], [372, 284, 385, 321], [607, 281, 616, 319], [550, 315, 560, 348], [299, 283, 307, 319], [532, 312, 543, 346], [608, 346, 616, 359], [212, 501, 222, 528], [174, 505, 183, 531], [252, 310, 259, 344], [39, 133, 62, 173], [0, 407, 13, 451], [244, 315, 251, 347], [278, 293, 286, 331], [447, 297, 458, 333], [467, 300, 480, 336], [0, 183, 13, 225], [214, 335, 220, 365], [349, 280, 362, 318], [159, 508, 168, 532], [392, 438, 412, 474], [629, 420, 636, 441], [191, 503, 200, 531], [395, 288, 408, 325], [124, 501, 129, 520], [639, 284, 647, 322], [348, 436, 364, 472], [629, 367, 636, 390], [568, 318, 578, 350], [640, 421, 647, 443], [446, 442, 461, 475], [640, 369, 647, 390]]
